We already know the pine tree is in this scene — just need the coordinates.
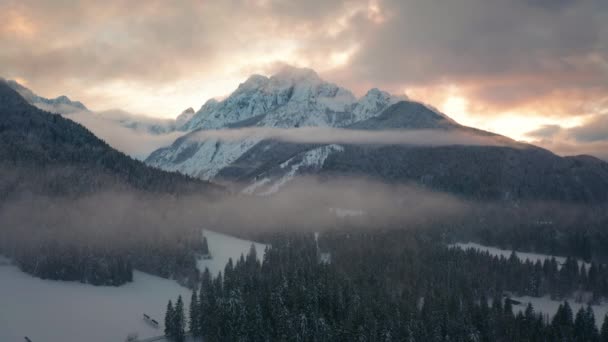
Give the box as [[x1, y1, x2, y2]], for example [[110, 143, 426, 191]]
[[601, 314, 608, 342], [574, 307, 587, 341], [553, 301, 575, 341], [189, 288, 200, 336], [174, 295, 186, 342], [584, 305, 600, 342], [164, 300, 174, 337]]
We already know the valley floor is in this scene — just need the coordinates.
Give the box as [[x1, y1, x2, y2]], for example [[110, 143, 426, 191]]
[[0, 264, 190, 342], [0, 229, 265, 342]]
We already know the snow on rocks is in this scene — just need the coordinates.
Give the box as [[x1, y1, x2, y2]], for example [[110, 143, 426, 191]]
[[146, 66, 403, 181], [241, 144, 344, 196]]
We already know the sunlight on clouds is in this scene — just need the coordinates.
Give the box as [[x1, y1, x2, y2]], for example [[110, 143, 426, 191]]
[[329, 45, 360, 68], [81, 75, 244, 118], [437, 92, 585, 142], [2, 10, 36, 38], [13, 77, 29, 86], [367, 0, 386, 24]]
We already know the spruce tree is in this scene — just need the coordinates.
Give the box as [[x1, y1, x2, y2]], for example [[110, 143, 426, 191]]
[[601, 314, 608, 342], [164, 300, 174, 337], [585, 305, 600, 342], [574, 307, 586, 341], [189, 288, 200, 336], [174, 295, 186, 342]]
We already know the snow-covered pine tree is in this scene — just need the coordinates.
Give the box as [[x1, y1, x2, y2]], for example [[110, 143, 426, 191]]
[[189, 288, 200, 336], [164, 300, 174, 337], [601, 314, 608, 342], [175, 295, 186, 342]]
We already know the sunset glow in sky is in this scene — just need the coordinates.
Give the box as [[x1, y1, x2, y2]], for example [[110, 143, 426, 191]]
[[1, 0, 607, 158]]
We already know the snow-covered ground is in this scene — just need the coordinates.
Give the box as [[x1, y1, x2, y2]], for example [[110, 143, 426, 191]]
[[0, 229, 267, 342], [450, 242, 591, 270], [509, 295, 608, 328], [0, 261, 191, 342], [197, 229, 267, 277]]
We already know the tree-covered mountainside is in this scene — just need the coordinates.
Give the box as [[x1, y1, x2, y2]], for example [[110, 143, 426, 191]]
[[0, 82, 220, 286], [0, 81, 220, 200]]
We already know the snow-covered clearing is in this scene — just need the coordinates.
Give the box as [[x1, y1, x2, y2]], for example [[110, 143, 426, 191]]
[[0, 261, 191, 342], [509, 295, 608, 328], [450, 242, 591, 270], [197, 229, 267, 277], [0, 229, 267, 342]]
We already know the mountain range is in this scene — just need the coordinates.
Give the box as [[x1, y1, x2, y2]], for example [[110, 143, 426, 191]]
[[3, 67, 608, 203], [145, 67, 608, 202]]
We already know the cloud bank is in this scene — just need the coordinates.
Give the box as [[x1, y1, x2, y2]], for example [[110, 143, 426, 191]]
[[1, 0, 606, 157], [186, 126, 508, 147], [63, 110, 184, 159], [526, 114, 608, 160]]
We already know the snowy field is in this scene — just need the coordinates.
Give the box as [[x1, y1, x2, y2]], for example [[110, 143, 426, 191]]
[[0, 262, 191, 342], [450, 242, 591, 270], [510, 295, 608, 328], [0, 229, 266, 342], [197, 229, 267, 276]]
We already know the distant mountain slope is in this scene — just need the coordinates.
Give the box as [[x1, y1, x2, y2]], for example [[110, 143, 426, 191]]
[[217, 101, 608, 202], [3, 78, 87, 114], [3, 79, 183, 159], [0, 81, 219, 200]]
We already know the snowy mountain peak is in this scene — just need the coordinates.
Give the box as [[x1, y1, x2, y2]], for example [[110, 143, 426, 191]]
[[238, 74, 269, 91], [175, 107, 196, 126], [351, 88, 407, 122], [148, 67, 416, 179]]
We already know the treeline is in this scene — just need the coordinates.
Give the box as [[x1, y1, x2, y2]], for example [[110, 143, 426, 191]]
[[455, 202, 608, 263], [1, 218, 205, 286], [0, 80, 219, 286], [164, 230, 608, 341], [446, 249, 608, 302], [15, 244, 133, 286]]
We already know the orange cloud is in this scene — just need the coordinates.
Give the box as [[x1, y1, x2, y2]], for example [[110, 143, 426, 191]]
[[1, 9, 36, 38]]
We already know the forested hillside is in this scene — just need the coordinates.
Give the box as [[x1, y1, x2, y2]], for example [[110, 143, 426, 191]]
[[0, 82, 219, 286]]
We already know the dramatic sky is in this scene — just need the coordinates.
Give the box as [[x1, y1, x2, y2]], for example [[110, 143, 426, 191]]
[[2, 0, 607, 157]]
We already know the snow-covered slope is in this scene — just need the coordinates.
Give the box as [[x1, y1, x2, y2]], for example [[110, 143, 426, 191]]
[[242, 144, 345, 195], [0, 261, 191, 342], [450, 242, 591, 270], [146, 66, 404, 179], [197, 229, 267, 276], [0, 229, 266, 342], [178, 67, 404, 131]]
